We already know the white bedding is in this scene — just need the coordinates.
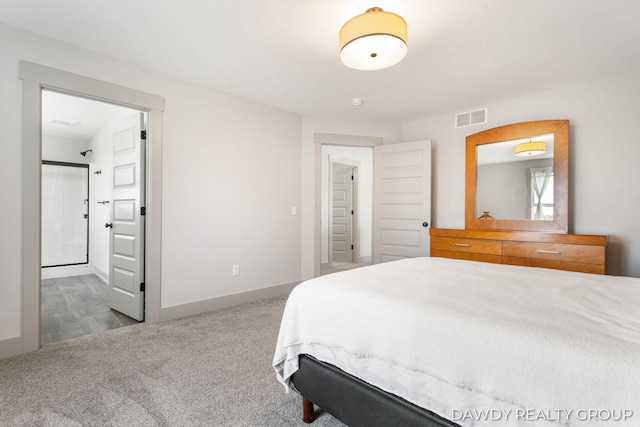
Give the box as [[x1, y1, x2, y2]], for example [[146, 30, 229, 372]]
[[273, 257, 640, 427]]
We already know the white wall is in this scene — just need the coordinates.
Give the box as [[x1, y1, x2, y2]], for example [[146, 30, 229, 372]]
[[320, 145, 373, 264], [402, 71, 640, 277], [42, 136, 90, 163], [0, 23, 302, 347]]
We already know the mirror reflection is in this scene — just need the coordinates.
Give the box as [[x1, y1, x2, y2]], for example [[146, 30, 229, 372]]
[[476, 133, 554, 220]]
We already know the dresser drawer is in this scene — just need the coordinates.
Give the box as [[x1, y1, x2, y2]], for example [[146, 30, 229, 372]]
[[431, 249, 502, 264], [430, 228, 607, 274], [502, 241, 605, 264], [431, 236, 501, 255]]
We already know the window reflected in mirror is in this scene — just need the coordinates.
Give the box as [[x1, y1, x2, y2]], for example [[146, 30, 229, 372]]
[[530, 166, 553, 220]]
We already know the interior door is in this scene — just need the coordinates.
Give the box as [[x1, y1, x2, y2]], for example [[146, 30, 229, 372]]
[[107, 112, 145, 321], [331, 164, 354, 263], [373, 140, 431, 263]]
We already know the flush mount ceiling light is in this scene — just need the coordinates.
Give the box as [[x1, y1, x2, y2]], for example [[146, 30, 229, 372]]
[[339, 7, 408, 71], [514, 141, 546, 157]]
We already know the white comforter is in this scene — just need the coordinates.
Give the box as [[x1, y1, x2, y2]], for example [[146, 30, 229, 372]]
[[273, 257, 640, 427]]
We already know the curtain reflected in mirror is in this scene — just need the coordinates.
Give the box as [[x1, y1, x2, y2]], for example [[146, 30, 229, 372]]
[[530, 166, 553, 220]]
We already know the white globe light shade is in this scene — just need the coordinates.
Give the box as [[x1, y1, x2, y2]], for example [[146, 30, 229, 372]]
[[340, 34, 408, 71], [339, 8, 408, 71]]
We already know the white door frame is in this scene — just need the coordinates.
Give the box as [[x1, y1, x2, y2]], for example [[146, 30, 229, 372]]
[[314, 133, 382, 277], [328, 156, 360, 265], [20, 61, 164, 354]]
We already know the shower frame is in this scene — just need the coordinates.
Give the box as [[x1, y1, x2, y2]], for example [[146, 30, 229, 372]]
[[41, 160, 90, 268]]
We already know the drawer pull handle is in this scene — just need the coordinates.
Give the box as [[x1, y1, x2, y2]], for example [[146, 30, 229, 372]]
[[454, 243, 472, 247], [536, 250, 562, 255]]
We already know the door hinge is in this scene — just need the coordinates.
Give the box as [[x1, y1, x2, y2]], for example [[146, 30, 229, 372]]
[[351, 175, 354, 180], [141, 130, 147, 140], [141, 206, 146, 216], [351, 210, 354, 215], [351, 244, 354, 250], [140, 283, 145, 292]]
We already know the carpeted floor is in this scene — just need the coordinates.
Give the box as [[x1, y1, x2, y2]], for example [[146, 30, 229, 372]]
[[0, 296, 345, 427]]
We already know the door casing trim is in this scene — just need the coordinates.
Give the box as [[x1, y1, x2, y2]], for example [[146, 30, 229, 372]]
[[20, 61, 164, 354]]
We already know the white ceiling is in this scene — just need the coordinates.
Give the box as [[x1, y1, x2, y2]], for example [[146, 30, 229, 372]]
[[42, 90, 137, 140], [3, 0, 640, 125]]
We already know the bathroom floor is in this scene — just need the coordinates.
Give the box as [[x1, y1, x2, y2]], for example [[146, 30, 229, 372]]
[[41, 274, 139, 345]]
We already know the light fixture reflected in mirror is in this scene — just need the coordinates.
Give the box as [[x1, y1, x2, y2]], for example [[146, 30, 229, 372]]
[[514, 140, 546, 157], [339, 7, 408, 71]]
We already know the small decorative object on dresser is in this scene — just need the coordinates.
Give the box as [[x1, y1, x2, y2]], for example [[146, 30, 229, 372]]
[[477, 211, 494, 220]]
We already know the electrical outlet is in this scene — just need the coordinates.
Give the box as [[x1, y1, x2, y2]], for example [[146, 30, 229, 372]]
[[291, 205, 297, 215], [232, 264, 240, 276]]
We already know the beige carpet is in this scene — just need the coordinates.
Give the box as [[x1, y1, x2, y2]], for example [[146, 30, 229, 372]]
[[0, 296, 345, 427]]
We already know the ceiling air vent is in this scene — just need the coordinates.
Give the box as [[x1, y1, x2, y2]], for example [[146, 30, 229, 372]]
[[455, 108, 488, 128]]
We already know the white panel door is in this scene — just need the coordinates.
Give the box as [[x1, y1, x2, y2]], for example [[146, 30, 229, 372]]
[[373, 140, 431, 263], [332, 164, 354, 263], [108, 113, 145, 321]]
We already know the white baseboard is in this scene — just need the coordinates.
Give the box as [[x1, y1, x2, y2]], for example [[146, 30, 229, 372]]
[[41, 264, 95, 280], [160, 281, 299, 323], [0, 336, 22, 359], [94, 265, 109, 284]]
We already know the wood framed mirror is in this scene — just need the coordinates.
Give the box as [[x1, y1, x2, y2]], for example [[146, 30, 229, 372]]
[[465, 120, 569, 232]]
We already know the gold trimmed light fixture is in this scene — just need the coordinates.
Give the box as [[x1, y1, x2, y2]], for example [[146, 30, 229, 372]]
[[514, 140, 546, 157], [339, 7, 408, 71]]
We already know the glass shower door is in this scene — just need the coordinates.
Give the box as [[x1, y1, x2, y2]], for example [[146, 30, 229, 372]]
[[41, 162, 90, 267]]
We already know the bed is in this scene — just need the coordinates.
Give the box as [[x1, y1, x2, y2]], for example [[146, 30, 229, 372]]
[[273, 257, 640, 427]]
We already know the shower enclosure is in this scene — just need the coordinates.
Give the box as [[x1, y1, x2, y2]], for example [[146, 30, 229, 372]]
[[41, 161, 90, 267]]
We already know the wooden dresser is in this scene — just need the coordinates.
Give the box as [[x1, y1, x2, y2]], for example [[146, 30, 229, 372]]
[[430, 228, 607, 274]]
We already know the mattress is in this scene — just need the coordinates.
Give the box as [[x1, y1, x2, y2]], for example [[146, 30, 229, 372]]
[[273, 257, 640, 427]]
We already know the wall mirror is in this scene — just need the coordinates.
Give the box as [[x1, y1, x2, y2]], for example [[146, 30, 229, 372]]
[[465, 120, 569, 232]]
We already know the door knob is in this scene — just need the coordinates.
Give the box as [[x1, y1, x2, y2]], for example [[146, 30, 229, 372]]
[[105, 222, 113, 228], [422, 222, 429, 228]]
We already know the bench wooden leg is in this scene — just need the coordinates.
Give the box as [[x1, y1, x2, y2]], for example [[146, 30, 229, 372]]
[[302, 397, 315, 423]]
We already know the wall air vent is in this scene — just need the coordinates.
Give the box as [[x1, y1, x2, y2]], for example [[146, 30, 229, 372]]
[[455, 108, 488, 128], [50, 118, 77, 126]]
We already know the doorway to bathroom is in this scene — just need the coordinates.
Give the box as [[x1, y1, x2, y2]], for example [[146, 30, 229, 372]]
[[41, 90, 143, 344]]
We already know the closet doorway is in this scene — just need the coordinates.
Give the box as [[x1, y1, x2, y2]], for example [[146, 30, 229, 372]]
[[320, 143, 374, 275], [41, 90, 143, 344]]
